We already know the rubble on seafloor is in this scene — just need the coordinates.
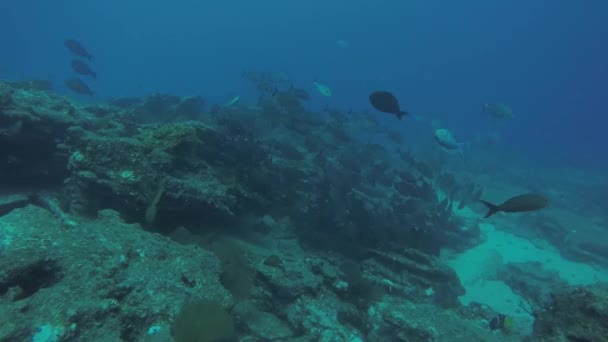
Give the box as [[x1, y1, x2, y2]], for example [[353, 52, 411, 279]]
[[1, 80, 606, 341]]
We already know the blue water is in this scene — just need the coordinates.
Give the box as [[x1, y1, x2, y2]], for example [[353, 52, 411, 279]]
[[1, 1, 607, 169]]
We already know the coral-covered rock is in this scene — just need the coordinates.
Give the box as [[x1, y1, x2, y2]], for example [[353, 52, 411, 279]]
[[530, 284, 608, 342], [366, 248, 465, 308], [497, 261, 568, 309], [0, 205, 230, 341], [367, 298, 522, 341]]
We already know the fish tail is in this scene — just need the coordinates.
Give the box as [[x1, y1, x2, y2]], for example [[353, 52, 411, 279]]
[[479, 200, 500, 218], [397, 111, 408, 119]]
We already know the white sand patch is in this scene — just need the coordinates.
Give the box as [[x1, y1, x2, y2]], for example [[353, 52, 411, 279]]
[[443, 213, 608, 334]]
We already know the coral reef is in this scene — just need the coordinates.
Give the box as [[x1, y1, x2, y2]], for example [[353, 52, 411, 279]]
[[529, 284, 608, 341], [0, 206, 229, 341], [3, 79, 603, 341]]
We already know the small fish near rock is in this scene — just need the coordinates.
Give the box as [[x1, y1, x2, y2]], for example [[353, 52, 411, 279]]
[[65, 78, 94, 97], [369, 91, 408, 119], [480, 193, 548, 218], [65, 39, 94, 61], [489, 313, 513, 332], [71, 59, 96, 78]]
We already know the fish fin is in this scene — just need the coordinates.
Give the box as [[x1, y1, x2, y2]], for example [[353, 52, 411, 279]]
[[397, 111, 408, 119], [479, 200, 500, 218]]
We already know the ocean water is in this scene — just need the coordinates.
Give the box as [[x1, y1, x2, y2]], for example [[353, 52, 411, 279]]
[[1, 1, 608, 341], [2, 1, 607, 167]]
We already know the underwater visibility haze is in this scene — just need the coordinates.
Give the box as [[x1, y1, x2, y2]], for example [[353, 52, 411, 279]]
[[1, 1, 608, 341]]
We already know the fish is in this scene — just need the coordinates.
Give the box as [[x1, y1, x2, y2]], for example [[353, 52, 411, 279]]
[[480, 193, 548, 218], [434, 128, 465, 157], [70, 59, 96, 78], [489, 314, 513, 332], [65, 78, 94, 97], [482, 103, 513, 120], [369, 91, 408, 119], [223, 95, 240, 107], [313, 81, 332, 97], [64, 39, 94, 61]]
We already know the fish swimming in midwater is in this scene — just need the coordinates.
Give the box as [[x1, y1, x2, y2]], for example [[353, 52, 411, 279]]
[[65, 78, 94, 96], [223, 95, 240, 107], [482, 103, 513, 120], [434, 128, 465, 157], [65, 39, 94, 61], [480, 193, 548, 218], [313, 81, 332, 97], [369, 91, 408, 119], [70, 59, 96, 78]]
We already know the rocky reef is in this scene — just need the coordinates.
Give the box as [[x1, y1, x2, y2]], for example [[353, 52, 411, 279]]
[[529, 284, 608, 341], [0, 79, 605, 341], [0, 206, 229, 341], [0, 80, 476, 255]]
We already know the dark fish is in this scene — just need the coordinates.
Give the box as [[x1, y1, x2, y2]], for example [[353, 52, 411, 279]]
[[70, 59, 96, 78], [480, 193, 548, 218], [65, 78, 94, 97], [64, 39, 94, 61], [369, 91, 408, 119]]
